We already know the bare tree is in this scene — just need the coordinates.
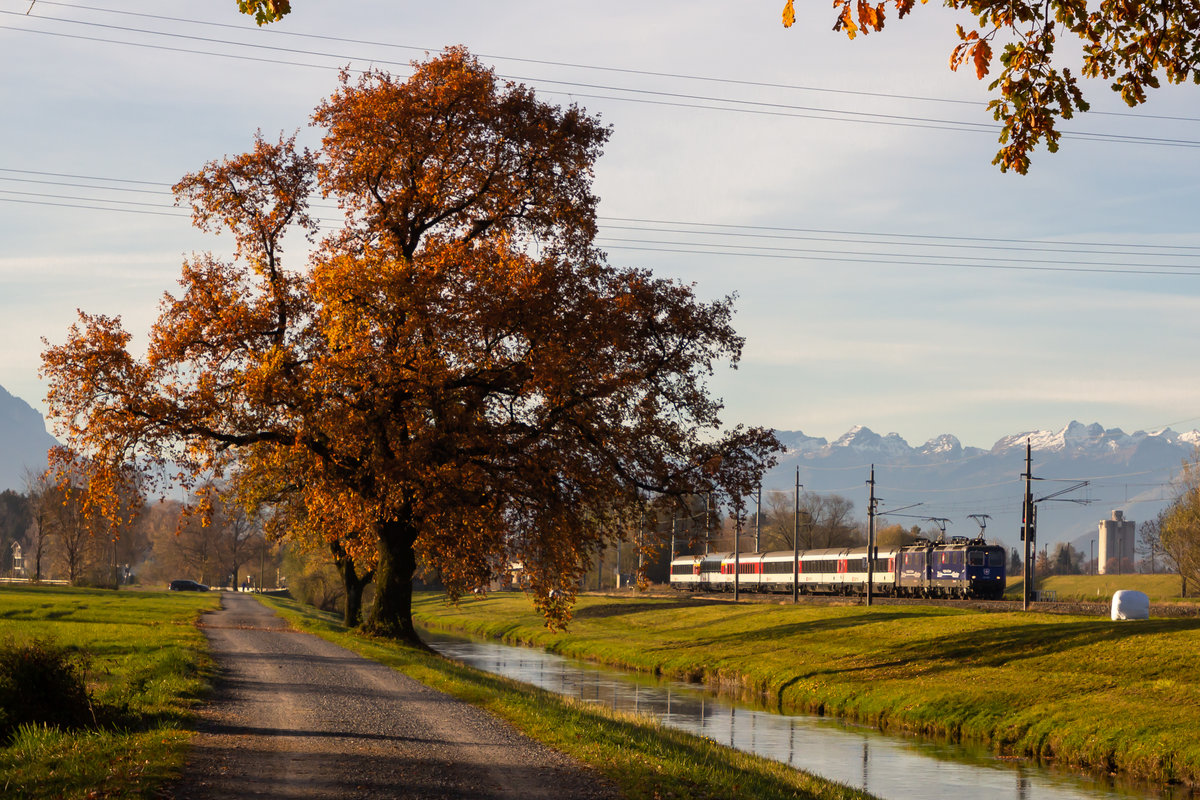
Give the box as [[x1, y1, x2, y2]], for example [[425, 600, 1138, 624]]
[[1138, 512, 1167, 574], [1162, 452, 1200, 597], [47, 483, 96, 585]]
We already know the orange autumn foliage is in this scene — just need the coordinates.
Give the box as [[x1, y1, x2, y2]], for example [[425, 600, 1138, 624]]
[[783, 0, 1200, 173]]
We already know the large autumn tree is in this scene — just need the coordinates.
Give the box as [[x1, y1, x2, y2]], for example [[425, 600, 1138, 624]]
[[782, 0, 1200, 173], [42, 47, 779, 642]]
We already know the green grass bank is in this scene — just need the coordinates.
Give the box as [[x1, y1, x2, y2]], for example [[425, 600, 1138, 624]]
[[411, 591, 1200, 788], [0, 584, 218, 799], [263, 595, 878, 800], [1004, 573, 1197, 603], [1036, 574, 1196, 603]]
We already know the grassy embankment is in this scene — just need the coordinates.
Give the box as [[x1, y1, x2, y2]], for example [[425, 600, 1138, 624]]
[[262, 595, 878, 800], [0, 584, 217, 799], [412, 591, 1200, 788], [1004, 573, 1199, 603], [1036, 574, 1194, 603]]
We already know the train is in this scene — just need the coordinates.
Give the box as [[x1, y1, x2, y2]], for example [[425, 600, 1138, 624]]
[[668, 536, 1007, 600]]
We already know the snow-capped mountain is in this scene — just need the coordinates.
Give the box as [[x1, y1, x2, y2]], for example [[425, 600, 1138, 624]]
[[763, 421, 1198, 555], [991, 421, 1200, 458]]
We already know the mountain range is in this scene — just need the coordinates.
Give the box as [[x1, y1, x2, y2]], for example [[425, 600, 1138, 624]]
[[0, 380, 1191, 556], [0, 384, 58, 492], [765, 421, 1198, 557]]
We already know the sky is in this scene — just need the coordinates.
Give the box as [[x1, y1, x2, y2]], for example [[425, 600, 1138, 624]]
[[3, 0, 1200, 453]]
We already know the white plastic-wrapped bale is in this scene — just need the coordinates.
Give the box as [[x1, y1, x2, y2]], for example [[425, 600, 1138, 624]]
[[1111, 589, 1150, 621]]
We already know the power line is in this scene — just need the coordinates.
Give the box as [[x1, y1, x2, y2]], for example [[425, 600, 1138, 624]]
[[598, 243, 1200, 277], [29, 0, 1200, 126], [5, 11, 1200, 149], [595, 235, 1200, 272], [601, 223, 1200, 259], [601, 216, 1200, 253], [4, 168, 1198, 257], [3, 195, 1195, 278], [3, 168, 1197, 278]]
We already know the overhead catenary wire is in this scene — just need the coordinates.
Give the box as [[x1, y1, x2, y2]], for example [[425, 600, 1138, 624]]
[[4, 9, 1200, 150], [23, 0, 1200, 126], [6, 173, 1196, 262], [5, 165, 1199, 257], [4, 198, 1197, 278]]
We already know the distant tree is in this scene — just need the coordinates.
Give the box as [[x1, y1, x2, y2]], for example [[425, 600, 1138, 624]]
[[1161, 452, 1200, 597], [1008, 546, 1022, 576], [780, 494, 862, 549], [761, 490, 800, 551], [280, 544, 345, 614], [781, 0, 1200, 174], [47, 484, 94, 586], [755, 490, 869, 552], [41, 49, 779, 641], [1138, 512, 1168, 574], [196, 485, 263, 590], [875, 523, 918, 549], [22, 470, 62, 582], [1051, 542, 1084, 575], [1035, 548, 1052, 579]]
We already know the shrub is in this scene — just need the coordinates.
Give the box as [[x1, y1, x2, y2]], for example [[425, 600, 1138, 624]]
[[0, 637, 93, 745]]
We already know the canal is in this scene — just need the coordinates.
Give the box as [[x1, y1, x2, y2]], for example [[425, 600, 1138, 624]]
[[423, 629, 1182, 800]]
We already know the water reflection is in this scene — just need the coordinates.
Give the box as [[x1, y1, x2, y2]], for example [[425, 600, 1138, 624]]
[[424, 630, 1183, 800]]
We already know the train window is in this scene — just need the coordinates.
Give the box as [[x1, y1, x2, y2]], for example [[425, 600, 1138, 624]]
[[968, 551, 985, 566], [988, 552, 1004, 567]]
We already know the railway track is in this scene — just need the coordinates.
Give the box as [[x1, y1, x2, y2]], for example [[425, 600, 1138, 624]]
[[605, 588, 1200, 617]]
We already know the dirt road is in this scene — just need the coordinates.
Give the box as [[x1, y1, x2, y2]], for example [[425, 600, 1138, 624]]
[[169, 592, 620, 800]]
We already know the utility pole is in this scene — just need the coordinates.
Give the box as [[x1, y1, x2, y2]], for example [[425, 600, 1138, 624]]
[[793, 470, 802, 604], [615, 540, 621, 588], [733, 505, 741, 602], [1020, 450, 1088, 606], [1021, 441, 1036, 611], [867, 465, 876, 607], [754, 483, 762, 553], [705, 492, 712, 556], [259, 534, 267, 593], [637, 508, 644, 586], [670, 511, 677, 561]]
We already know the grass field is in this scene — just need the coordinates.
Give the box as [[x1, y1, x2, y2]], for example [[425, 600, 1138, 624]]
[[1005, 573, 1195, 602], [411, 590, 1200, 788], [1040, 574, 1193, 602], [0, 585, 218, 799], [263, 595, 879, 800]]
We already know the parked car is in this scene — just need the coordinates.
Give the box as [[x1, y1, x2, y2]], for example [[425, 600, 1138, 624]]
[[169, 579, 210, 592]]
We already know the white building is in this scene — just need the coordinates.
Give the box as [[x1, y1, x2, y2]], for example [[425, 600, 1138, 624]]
[[9, 541, 23, 577], [1098, 510, 1136, 574]]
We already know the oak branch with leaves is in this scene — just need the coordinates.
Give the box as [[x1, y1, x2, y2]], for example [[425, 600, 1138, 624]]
[[41, 48, 780, 643], [783, 0, 1200, 172]]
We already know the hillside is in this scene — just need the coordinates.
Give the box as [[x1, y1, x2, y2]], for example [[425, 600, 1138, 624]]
[[0, 384, 58, 491]]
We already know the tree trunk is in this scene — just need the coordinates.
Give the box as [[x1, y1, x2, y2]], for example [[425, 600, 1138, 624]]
[[331, 542, 372, 628], [363, 516, 423, 645], [343, 570, 365, 628]]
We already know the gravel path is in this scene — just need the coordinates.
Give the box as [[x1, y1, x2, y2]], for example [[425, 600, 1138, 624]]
[[168, 592, 622, 800]]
